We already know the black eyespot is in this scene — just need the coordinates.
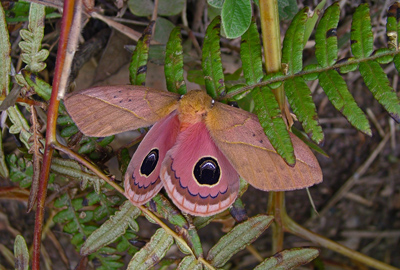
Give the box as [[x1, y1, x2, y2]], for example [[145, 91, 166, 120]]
[[140, 149, 159, 176], [193, 157, 220, 186]]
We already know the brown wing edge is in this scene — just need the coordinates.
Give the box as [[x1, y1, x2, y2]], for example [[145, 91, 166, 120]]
[[64, 85, 180, 137]]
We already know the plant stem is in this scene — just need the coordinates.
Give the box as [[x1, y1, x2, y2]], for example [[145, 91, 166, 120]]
[[32, 0, 78, 268], [259, 0, 286, 254], [259, 0, 286, 112], [282, 209, 400, 270], [267, 191, 284, 253]]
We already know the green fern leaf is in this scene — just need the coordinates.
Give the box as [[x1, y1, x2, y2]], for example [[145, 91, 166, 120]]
[[81, 201, 140, 256], [303, 0, 326, 46], [240, 19, 263, 85], [18, 3, 48, 72], [282, 8, 308, 74], [0, 2, 10, 96], [206, 214, 273, 268], [177, 256, 202, 270], [252, 86, 295, 165], [315, 2, 339, 67], [285, 77, 323, 142], [351, 4, 373, 58], [165, 27, 186, 94], [147, 194, 189, 228], [254, 247, 319, 269], [127, 228, 174, 270], [387, 3, 400, 73], [14, 235, 29, 270], [129, 21, 155, 86], [386, 2, 400, 50], [318, 70, 371, 134], [202, 16, 225, 98], [359, 61, 400, 122]]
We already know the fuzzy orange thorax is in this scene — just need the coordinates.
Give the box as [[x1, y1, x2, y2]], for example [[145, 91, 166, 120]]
[[178, 90, 213, 131]]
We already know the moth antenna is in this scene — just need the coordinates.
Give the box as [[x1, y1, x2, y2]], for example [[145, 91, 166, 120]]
[[306, 188, 319, 216]]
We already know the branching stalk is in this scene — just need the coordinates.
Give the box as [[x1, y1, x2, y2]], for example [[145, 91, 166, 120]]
[[32, 0, 79, 268]]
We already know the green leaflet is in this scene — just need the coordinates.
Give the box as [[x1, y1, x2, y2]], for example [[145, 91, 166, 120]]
[[359, 61, 400, 122], [23, 70, 52, 101], [18, 3, 49, 72], [291, 127, 328, 157], [206, 214, 274, 268], [252, 86, 295, 165], [187, 227, 203, 258], [208, 0, 224, 8], [351, 4, 373, 59], [127, 228, 174, 270], [14, 235, 29, 270], [303, 0, 326, 47], [80, 201, 141, 256], [278, 0, 298, 21], [165, 27, 187, 94], [193, 215, 215, 229], [129, 21, 154, 86], [394, 54, 400, 74], [7, 154, 33, 188], [128, 0, 184, 17], [7, 106, 31, 149], [240, 19, 263, 85], [387, 3, 400, 72], [202, 16, 225, 98], [50, 157, 105, 193], [0, 131, 8, 178], [318, 70, 371, 135], [118, 148, 131, 175], [282, 8, 308, 75], [387, 2, 400, 50], [221, 0, 252, 39], [147, 194, 189, 228], [285, 78, 323, 143], [154, 17, 175, 44], [315, 2, 339, 67], [60, 124, 79, 137], [0, 2, 10, 96], [254, 247, 319, 269], [177, 255, 203, 270]]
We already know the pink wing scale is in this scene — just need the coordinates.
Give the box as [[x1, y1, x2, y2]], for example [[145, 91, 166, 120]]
[[161, 122, 240, 216], [124, 112, 180, 205]]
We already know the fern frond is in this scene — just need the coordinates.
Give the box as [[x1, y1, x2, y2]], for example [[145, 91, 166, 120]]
[[18, 3, 49, 72], [202, 16, 225, 98], [165, 27, 186, 94], [282, 8, 323, 143]]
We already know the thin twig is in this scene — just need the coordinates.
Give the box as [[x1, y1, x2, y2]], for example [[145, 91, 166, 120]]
[[283, 211, 400, 270]]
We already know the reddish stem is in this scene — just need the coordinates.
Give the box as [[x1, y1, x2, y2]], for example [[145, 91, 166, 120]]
[[32, 0, 76, 268]]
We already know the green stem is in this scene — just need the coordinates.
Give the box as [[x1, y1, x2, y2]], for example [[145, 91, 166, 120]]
[[224, 49, 400, 100], [267, 192, 284, 253], [260, 0, 287, 254]]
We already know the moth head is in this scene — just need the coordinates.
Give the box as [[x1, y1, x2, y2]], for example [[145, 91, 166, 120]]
[[178, 90, 213, 125]]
